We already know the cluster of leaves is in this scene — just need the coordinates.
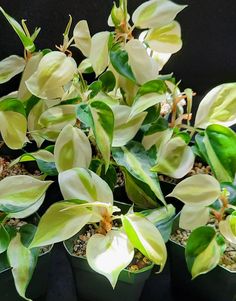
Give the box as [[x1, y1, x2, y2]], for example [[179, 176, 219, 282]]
[[0, 0, 236, 298]]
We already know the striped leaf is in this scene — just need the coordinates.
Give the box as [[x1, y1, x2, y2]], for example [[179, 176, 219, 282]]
[[112, 141, 165, 205]]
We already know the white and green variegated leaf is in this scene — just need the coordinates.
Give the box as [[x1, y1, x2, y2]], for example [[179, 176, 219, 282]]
[[77, 102, 114, 170], [112, 141, 165, 205], [195, 83, 236, 129], [59, 168, 113, 204], [167, 174, 221, 207], [7, 233, 39, 301], [112, 105, 147, 147], [11, 149, 54, 166], [151, 137, 195, 178], [86, 230, 134, 288], [37, 104, 76, 141], [179, 205, 210, 231], [89, 31, 110, 77], [142, 128, 173, 150], [132, 0, 187, 29], [145, 21, 182, 53], [185, 226, 226, 279], [73, 20, 91, 57], [54, 124, 92, 172], [26, 51, 77, 99], [203, 125, 236, 183], [18, 52, 43, 101], [129, 91, 166, 119], [122, 213, 167, 271], [8, 195, 45, 219], [0, 55, 25, 84], [0, 176, 52, 213], [28, 99, 47, 147], [0, 224, 10, 254], [0, 111, 27, 149], [0, 7, 36, 52], [78, 58, 93, 74], [125, 39, 159, 85], [30, 202, 93, 247], [219, 213, 236, 244]]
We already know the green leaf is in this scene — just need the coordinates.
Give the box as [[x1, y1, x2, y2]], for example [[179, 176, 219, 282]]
[[88, 81, 103, 99], [167, 174, 221, 207], [123, 169, 159, 208], [204, 124, 236, 182], [77, 101, 114, 170], [0, 7, 36, 52], [0, 55, 25, 84], [195, 83, 236, 128], [19, 224, 37, 248], [7, 233, 39, 300], [0, 176, 52, 213], [129, 80, 167, 118], [86, 230, 134, 288], [185, 226, 226, 278], [122, 213, 167, 271], [99, 70, 116, 92], [0, 98, 26, 116], [0, 224, 10, 254], [132, 0, 187, 29], [151, 137, 195, 179], [89, 159, 117, 191], [112, 141, 165, 205], [144, 116, 168, 135], [30, 202, 93, 247], [54, 124, 92, 172], [110, 43, 136, 83]]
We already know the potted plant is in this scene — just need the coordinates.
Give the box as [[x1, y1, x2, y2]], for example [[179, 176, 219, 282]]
[[0, 174, 53, 301], [167, 123, 236, 301], [29, 166, 173, 301]]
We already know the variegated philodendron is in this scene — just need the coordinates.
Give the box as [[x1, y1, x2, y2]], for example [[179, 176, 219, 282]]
[[30, 167, 174, 289], [0, 175, 53, 301], [168, 173, 236, 278]]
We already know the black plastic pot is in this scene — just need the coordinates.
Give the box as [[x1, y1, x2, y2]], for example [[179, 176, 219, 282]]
[[168, 216, 236, 301], [0, 245, 53, 301], [64, 236, 153, 301]]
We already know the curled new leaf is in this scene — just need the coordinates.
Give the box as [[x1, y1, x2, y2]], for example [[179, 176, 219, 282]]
[[73, 20, 91, 57], [26, 51, 77, 99]]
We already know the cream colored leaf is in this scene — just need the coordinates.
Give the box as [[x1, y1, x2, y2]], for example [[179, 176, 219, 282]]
[[86, 231, 134, 288], [179, 205, 210, 231], [54, 124, 92, 172], [0, 55, 25, 84], [125, 39, 159, 85], [73, 20, 91, 57], [195, 83, 236, 129], [219, 218, 236, 244], [142, 128, 173, 150], [26, 51, 77, 99], [167, 174, 221, 206], [89, 31, 110, 77], [18, 52, 43, 101], [145, 21, 182, 53], [112, 105, 147, 147], [132, 0, 187, 29], [0, 111, 27, 149]]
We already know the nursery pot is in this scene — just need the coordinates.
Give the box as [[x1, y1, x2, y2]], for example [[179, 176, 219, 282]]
[[0, 245, 53, 301], [168, 215, 236, 301], [64, 235, 154, 301]]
